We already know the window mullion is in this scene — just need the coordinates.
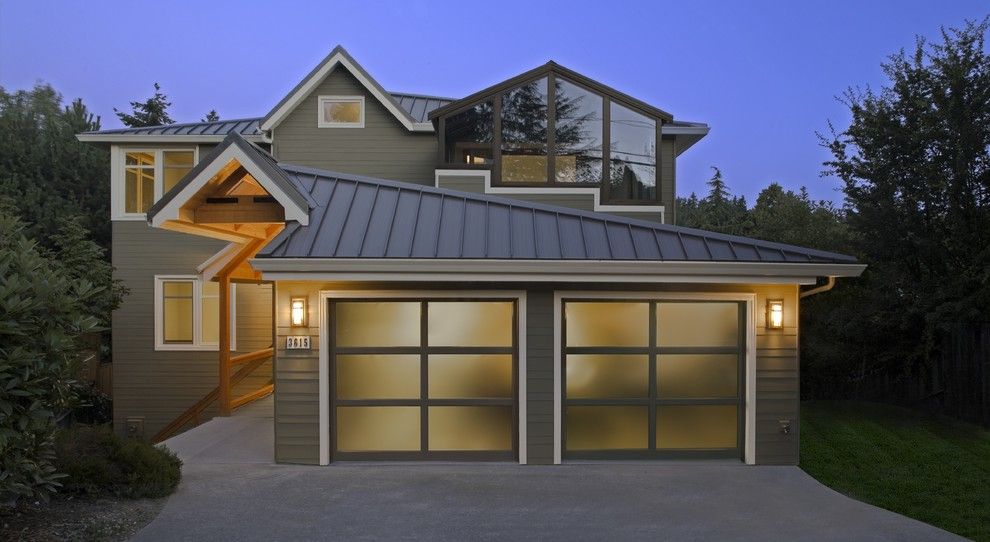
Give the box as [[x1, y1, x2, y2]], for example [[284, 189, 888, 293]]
[[547, 73, 556, 185], [154, 150, 163, 201]]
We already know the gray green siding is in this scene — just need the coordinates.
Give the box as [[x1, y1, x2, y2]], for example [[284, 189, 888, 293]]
[[270, 281, 800, 466], [271, 68, 437, 185], [111, 221, 273, 438]]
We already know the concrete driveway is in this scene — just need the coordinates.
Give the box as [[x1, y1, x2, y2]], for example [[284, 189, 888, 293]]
[[135, 403, 962, 542]]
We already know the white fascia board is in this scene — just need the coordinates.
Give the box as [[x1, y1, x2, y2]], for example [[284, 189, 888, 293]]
[[435, 169, 665, 219], [250, 258, 867, 283], [261, 52, 432, 133], [196, 242, 242, 282], [77, 134, 267, 144], [150, 144, 309, 227]]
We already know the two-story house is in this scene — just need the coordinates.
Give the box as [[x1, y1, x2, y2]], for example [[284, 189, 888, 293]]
[[78, 47, 863, 466]]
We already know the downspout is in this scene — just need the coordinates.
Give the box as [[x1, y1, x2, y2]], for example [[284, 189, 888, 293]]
[[800, 276, 836, 299]]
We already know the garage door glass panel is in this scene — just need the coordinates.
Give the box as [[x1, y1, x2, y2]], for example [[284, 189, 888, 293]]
[[428, 301, 513, 347], [566, 354, 648, 398], [336, 407, 420, 451], [428, 354, 512, 398], [657, 405, 737, 449], [428, 406, 513, 451], [335, 302, 420, 347], [658, 354, 738, 399], [566, 406, 648, 450], [657, 302, 738, 347], [565, 302, 648, 347], [337, 354, 420, 399]]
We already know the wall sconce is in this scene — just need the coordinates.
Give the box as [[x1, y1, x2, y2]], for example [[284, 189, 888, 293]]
[[290, 297, 307, 327], [766, 299, 784, 329]]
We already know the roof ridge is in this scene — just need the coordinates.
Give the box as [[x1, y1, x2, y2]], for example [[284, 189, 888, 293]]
[[388, 91, 457, 101], [275, 162, 857, 263]]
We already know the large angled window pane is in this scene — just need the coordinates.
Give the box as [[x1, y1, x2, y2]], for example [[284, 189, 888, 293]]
[[335, 302, 420, 347], [566, 354, 647, 398], [429, 354, 512, 399], [336, 407, 420, 452], [658, 354, 738, 398], [657, 302, 739, 348], [125, 167, 155, 214], [657, 405, 738, 449], [566, 406, 647, 450], [608, 102, 656, 201], [337, 354, 420, 399], [444, 101, 494, 164], [501, 77, 549, 183], [428, 301, 513, 347], [554, 78, 603, 184], [565, 302, 648, 347], [428, 406, 513, 451], [163, 150, 194, 193]]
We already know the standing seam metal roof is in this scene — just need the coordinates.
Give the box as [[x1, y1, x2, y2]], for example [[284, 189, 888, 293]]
[[79, 92, 451, 137], [259, 164, 858, 264]]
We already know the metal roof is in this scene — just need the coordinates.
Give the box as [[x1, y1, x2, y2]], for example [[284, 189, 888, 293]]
[[389, 92, 454, 123], [78, 92, 449, 140], [257, 164, 858, 264]]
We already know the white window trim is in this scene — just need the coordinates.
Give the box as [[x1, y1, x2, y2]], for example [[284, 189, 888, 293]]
[[317, 290, 527, 466], [111, 146, 199, 221], [552, 291, 757, 465], [317, 95, 365, 128], [154, 275, 236, 351]]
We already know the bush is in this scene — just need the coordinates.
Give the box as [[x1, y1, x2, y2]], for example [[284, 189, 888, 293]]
[[54, 426, 181, 499], [0, 211, 103, 503]]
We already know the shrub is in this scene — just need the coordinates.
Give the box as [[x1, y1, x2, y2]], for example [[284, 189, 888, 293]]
[[0, 211, 103, 503], [54, 426, 181, 499]]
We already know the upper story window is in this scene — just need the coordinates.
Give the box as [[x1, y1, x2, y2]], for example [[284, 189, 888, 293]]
[[119, 148, 197, 217], [318, 96, 365, 128], [437, 73, 660, 203]]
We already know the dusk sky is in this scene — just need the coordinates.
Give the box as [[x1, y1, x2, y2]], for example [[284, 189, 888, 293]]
[[1, 0, 986, 203]]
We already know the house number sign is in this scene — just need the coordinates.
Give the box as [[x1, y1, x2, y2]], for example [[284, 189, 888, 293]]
[[286, 336, 311, 349]]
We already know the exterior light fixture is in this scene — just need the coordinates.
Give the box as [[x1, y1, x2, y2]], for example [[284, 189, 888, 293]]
[[290, 297, 307, 327], [766, 299, 784, 329]]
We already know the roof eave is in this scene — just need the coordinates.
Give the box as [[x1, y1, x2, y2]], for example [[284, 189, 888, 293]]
[[249, 258, 866, 284], [76, 133, 268, 144]]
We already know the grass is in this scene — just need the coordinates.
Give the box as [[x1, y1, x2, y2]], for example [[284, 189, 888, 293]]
[[801, 401, 990, 541]]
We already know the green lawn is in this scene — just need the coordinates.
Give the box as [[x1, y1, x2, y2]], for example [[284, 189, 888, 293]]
[[800, 401, 990, 541]]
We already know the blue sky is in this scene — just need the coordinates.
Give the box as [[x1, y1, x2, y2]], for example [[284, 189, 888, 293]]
[[0, 0, 986, 203]]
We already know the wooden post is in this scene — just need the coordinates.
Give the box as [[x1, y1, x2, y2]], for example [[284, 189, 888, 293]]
[[219, 274, 232, 416]]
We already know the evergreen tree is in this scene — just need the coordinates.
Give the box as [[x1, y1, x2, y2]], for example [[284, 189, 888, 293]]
[[114, 82, 173, 127], [202, 109, 220, 122]]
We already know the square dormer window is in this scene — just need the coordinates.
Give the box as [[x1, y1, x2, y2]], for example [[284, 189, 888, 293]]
[[318, 96, 365, 128]]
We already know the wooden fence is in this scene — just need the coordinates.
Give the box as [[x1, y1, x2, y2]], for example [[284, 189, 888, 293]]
[[938, 323, 990, 427]]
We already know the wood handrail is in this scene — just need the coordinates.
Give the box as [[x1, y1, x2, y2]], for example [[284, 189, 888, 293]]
[[230, 347, 274, 366], [231, 382, 274, 409], [152, 349, 273, 443]]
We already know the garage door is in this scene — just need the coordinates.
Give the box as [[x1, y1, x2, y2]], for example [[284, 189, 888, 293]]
[[329, 299, 517, 460], [562, 300, 744, 459]]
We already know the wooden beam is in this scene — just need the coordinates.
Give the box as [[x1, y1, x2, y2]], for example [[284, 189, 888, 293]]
[[218, 274, 232, 416], [230, 347, 274, 366], [194, 202, 285, 224]]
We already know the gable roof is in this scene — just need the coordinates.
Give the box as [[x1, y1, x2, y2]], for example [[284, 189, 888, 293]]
[[428, 60, 675, 123], [146, 132, 312, 227], [260, 46, 436, 133], [254, 163, 860, 273]]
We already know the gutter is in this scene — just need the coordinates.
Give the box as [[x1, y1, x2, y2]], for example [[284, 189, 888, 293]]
[[799, 276, 837, 298]]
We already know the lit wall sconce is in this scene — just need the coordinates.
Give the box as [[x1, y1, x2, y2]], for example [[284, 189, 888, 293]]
[[766, 299, 784, 329], [290, 297, 307, 327]]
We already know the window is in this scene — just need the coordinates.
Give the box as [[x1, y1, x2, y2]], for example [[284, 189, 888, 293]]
[[318, 96, 365, 128], [154, 276, 235, 351], [435, 72, 662, 204], [562, 300, 743, 458], [117, 148, 197, 218]]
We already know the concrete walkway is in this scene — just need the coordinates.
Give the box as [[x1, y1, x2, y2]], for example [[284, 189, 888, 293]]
[[137, 404, 962, 542]]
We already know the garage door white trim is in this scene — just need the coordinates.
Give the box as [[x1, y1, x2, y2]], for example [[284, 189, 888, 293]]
[[552, 291, 757, 465], [318, 290, 528, 466]]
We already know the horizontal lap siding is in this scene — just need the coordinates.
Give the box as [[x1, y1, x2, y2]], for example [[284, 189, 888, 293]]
[[272, 68, 436, 185], [111, 222, 273, 438], [752, 284, 800, 465], [526, 289, 555, 464], [273, 283, 321, 464]]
